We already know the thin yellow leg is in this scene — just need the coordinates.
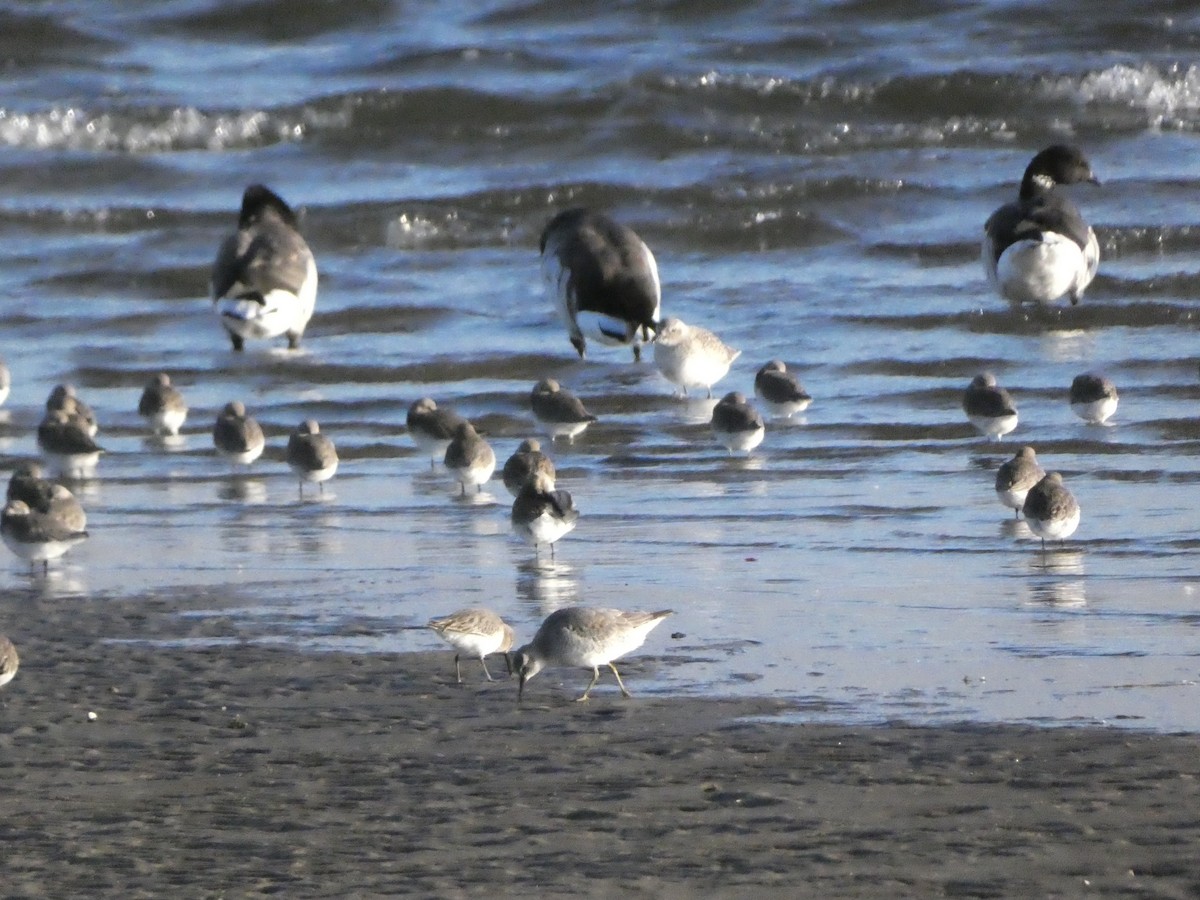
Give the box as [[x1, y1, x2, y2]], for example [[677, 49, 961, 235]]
[[575, 666, 601, 702], [609, 662, 632, 698]]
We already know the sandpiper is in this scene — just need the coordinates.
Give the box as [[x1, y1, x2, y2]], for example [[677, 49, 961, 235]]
[[46, 384, 98, 436], [983, 144, 1100, 306], [1069, 373, 1118, 425], [711, 391, 765, 455], [211, 184, 318, 351], [286, 419, 339, 497], [1, 498, 89, 571], [444, 421, 495, 495], [514, 606, 673, 703], [511, 471, 578, 558], [0, 634, 17, 688], [963, 372, 1018, 439], [7, 462, 87, 532], [212, 401, 266, 466], [37, 401, 104, 479], [540, 207, 661, 361], [427, 607, 516, 683], [1022, 472, 1081, 549], [653, 317, 740, 399], [502, 438, 556, 498], [754, 360, 812, 418], [137, 372, 189, 436], [994, 446, 1045, 519], [530, 379, 597, 443], [407, 398, 468, 469]]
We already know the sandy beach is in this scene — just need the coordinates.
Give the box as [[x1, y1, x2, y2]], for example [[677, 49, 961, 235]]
[[0, 590, 1196, 899]]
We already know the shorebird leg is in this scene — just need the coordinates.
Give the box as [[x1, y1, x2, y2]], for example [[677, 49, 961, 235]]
[[575, 667, 603, 702], [229, 332, 245, 352], [459, 482, 466, 497], [608, 662, 633, 699], [502, 652, 513, 677], [1013, 507, 1020, 520], [454, 654, 463, 684], [479, 656, 494, 682], [632, 345, 641, 362]]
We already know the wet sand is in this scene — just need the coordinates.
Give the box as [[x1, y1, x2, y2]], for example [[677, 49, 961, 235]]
[[2, 592, 1198, 898]]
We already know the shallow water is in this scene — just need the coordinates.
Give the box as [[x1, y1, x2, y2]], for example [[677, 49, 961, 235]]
[[1, 0, 1200, 730]]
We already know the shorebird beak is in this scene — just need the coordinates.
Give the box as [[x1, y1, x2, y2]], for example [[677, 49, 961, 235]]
[[517, 671, 527, 703]]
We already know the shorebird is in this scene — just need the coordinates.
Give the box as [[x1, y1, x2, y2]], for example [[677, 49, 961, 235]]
[[711, 391, 765, 455], [46, 384, 98, 436], [407, 398, 468, 469], [963, 372, 1018, 439], [212, 401, 266, 466], [983, 144, 1100, 306], [7, 462, 87, 532], [511, 471, 578, 558], [210, 184, 318, 351], [37, 401, 104, 479], [1, 498, 89, 571], [502, 438, 556, 498], [540, 207, 661, 361], [137, 372, 189, 436], [994, 446, 1045, 519], [427, 607, 516, 683], [1069, 373, 1119, 425], [1022, 472, 1081, 550], [514, 606, 673, 702], [530, 379, 597, 443], [754, 360, 812, 418], [653, 317, 740, 399], [0, 634, 17, 688], [444, 421, 495, 495], [286, 419, 339, 497]]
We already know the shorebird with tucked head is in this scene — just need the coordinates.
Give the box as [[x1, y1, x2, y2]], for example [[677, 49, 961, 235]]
[[653, 317, 740, 399], [513, 606, 673, 703], [1, 498, 89, 572], [7, 462, 87, 532], [502, 438, 556, 498], [994, 446, 1045, 519], [1022, 472, 1081, 550], [211, 184, 318, 351], [963, 372, 1018, 440], [530, 379, 597, 444], [983, 144, 1100, 307], [711, 391, 765, 455], [407, 398, 468, 470], [1069, 373, 1118, 425], [754, 360, 812, 418], [511, 470, 578, 558], [138, 373, 188, 437], [444, 421, 495, 495], [286, 419, 339, 497], [37, 399, 104, 479], [427, 607, 516, 683], [540, 207, 661, 361], [212, 401, 266, 467], [46, 384, 98, 437]]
